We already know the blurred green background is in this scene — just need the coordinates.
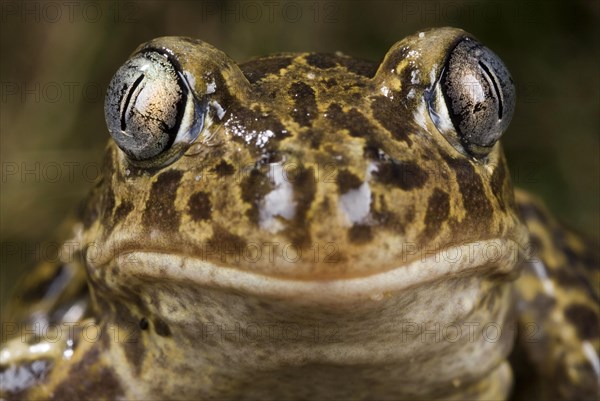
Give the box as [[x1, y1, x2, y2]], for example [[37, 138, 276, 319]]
[[1, 0, 598, 308]]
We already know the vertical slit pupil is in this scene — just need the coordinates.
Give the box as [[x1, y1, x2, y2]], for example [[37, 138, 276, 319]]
[[120, 74, 145, 131], [478, 61, 503, 120]]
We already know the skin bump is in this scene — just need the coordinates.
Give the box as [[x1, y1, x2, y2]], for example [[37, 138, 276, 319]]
[[370, 95, 413, 145], [153, 318, 172, 337], [305, 53, 337, 69], [188, 191, 212, 222], [113, 201, 134, 224], [288, 81, 317, 127], [348, 224, 374, 244], [142, 169, 183, 232], [53, 347, 124, 400], [212, 160, 236, 177], [373, 160, 428, 191], [491, 159, 508, 211], [240, 56, 293, 83], [422, 188, 450, 239], [442, 154, 493, 221], [564, 304, 599, 339], [286, 166, 317, 247], [113, 303, 146, 375], [337, 170, 363, 193]]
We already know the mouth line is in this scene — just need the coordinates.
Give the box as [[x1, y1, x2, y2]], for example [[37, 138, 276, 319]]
[[101, 238, 522, 302]]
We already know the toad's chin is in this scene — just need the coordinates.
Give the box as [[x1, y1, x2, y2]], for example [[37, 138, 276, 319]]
[[99, 238, 522, 303]]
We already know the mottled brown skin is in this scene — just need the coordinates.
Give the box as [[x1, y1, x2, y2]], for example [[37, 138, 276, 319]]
[[1, 28, 598, 400], [510, 190, 599, 401]]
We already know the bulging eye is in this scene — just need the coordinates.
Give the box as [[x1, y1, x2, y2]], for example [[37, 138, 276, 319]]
[[428, 38, 515, 158], [104, 51, 204, 163]]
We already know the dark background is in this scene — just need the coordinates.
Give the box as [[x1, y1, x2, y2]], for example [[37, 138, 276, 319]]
[[1, 0, 598, 307]]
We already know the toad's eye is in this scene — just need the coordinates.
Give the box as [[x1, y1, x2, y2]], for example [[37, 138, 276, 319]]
[[428, 38, 515, 158], [104, 51, 203, 163]]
